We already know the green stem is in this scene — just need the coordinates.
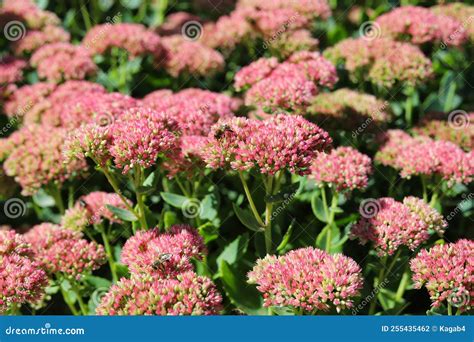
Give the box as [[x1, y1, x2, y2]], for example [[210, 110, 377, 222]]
[[176, 177, 191, 197], [98, 224, 118, 283], [264, 175, 274, 255], [421, 176, 428, 202], [100, 166, 135, 214], [238, 171, 265, 227], [429, 190, 439, 208], [444, 82, 456, 112], [59, 285, 79, 316], [395, 270, 410, 303], [133, 167, 148, 230], [68, 186, 75, 208], [50, 185, 65, 214], [405, 92, 413, 128], [448, 303, 453, 316], [71, 283, 88, 315], [79, 3, 92, 30], [325, 191, 339, 252], [320, 187, 330, 221]]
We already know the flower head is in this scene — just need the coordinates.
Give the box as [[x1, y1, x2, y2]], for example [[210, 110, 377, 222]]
[[96, 271, 222, 315], [13, 25, 70, 55], [161, 35, 225, 77], [413, 112, 473, 151], [235, 53, 337, 112], [248, 247, 363, 313], [410, 239, 473, 311], [142, 88, 239, 136], [0, 0, 59, 29], [350, 197, 446, 256], [121, 225, 206, 278], [0, 56, 27, 85], [82, 23, 163, 59], [376, 6, 467, 46], [30, 43, 97, 83], [1, 125, 87, 195], [433, 3, 474, 43], [204, 115, 332, 175], [310, 146, 372, 191], [324, 38, 433, 88], [24, 223, 105, 280], [109, 107, 181, 173], [308, 88, 391, 131], [376, 131, 474, 186], [0, 230, 47, 313], [62, 191, 132, 230]]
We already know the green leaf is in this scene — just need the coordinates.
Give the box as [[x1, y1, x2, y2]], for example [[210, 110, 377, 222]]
[[311, 193, 328, 223], [216, 234, 249, 268], [84, 276, 111, 289], [33, 189, 55, 208], [265, 182, 300, 203], [197, 222, 219, 244], [315, 223, 341, 252], [164, 211, 177, 228], [277, 219, 295, 252], [232, 203, 264, 232], [106, 205, 138, 222], [160, 192, 188, 209], [199, 193, 218, 221], [219, 261, 264, 314], [115, 263, 129, 279]]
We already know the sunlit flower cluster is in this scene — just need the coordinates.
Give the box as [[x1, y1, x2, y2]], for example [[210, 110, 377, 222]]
[[248, 247, 363, 313]]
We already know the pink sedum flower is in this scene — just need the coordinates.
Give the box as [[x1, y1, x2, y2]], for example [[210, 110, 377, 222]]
[[142, 88, 240, 136], [0, 0, 60, 29], [433, 3, 474, 43], [376, 130, 474, 186], [310, 146, 372, 191], [121, 225, 206, 278], [82, 23, 163, 59], [0, 230, 48, 313], [308, 88, 391, 131], [62, 191, 132, 230], [96, 271, 222, 315], [376, 6, 467, 47], [248, 247, 363, 313], [1, 125, 87, 195], [24, 223, 106, 280], [324, 38, 433, 88], [30, 43, 97, 83], [237, 0, 332, 20], [204, 115, 332, 175], [235, 53, 337, 112], [13, 25, 70, 55], [161, 35, 225, 77], [109, 107, 181, 173], [413, 112, 473, 151], [350, 197, 446, 256], [410, 239, 473, 311], [0, 56, 27, 85]]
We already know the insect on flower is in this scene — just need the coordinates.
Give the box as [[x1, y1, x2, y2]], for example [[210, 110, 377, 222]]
[[151, 253, 173, 271]]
